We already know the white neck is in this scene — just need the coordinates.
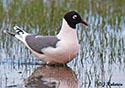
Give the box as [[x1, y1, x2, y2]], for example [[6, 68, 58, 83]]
[[57, 19, 77, 40]]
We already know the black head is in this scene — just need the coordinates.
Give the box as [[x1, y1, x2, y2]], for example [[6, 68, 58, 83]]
[[64, 11, 88, 29]]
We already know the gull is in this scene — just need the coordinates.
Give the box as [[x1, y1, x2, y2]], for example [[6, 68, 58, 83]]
[[4, 11, 88, 64]]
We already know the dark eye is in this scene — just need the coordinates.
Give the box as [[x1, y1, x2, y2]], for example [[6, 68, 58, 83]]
[[72, 15, 77, 19]]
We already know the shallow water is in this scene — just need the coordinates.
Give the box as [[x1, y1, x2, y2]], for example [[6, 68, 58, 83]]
[[0, 0, 125, 88]]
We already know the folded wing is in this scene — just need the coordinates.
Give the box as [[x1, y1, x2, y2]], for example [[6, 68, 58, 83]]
[[25, 34, 60, 54]]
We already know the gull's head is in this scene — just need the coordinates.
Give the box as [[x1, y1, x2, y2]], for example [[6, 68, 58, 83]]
[[64, 11, 88, 29]]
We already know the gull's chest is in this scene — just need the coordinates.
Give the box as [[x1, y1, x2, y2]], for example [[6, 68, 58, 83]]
[[56, 27, 79, 56], [57, 36, 79, 54]]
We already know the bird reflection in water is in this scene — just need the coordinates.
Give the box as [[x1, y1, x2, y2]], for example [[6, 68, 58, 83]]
[[25, 65, 78, 88]]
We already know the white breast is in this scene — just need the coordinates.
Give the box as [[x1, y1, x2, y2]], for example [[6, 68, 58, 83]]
[[42, 19, 79, 63]]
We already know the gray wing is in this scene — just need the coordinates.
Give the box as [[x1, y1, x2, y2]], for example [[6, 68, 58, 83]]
[[25, 34, 60, 54]]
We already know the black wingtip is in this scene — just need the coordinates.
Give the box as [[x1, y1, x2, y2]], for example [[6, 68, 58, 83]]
[[3, 29, 15, 37], [14, 26, 24, 34]]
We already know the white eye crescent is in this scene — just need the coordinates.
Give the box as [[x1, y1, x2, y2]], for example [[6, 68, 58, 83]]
[[72, 15, 77, 19]]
